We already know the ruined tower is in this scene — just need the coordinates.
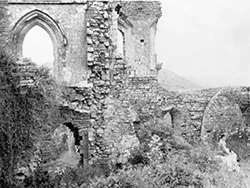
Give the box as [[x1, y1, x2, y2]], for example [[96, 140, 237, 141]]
[[116, 1, 162, 76]]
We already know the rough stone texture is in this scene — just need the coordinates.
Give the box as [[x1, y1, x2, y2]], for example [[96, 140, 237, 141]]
[[169, 89, 220, 144], [85, 1, 114, 162], [101, 77, 174, 162], [7, 0, 88, 84], [103, 97, 140, 164]]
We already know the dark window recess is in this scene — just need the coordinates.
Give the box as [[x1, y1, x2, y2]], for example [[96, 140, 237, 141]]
[[64, 122, 82, 146]]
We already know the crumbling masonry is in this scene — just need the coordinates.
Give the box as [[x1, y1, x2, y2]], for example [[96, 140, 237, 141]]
[[2, 0, 250, 166]]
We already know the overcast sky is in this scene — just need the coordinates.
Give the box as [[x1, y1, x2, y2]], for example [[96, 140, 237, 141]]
[[23, 25, 54, 67], [23, 0, 250, 88], [156, 0, 250, 87]]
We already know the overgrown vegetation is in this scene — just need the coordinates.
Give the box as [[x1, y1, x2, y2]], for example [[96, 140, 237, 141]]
[[87, 121, 250, 188], [227, 127, 250, 161], [14, 119, 249, 188], [0, 51, 60, 187]]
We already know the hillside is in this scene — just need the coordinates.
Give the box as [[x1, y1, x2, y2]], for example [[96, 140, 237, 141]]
[[157, 68, 203, 91]]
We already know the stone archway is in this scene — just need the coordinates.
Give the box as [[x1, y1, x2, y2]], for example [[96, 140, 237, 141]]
[[11, 9, 67, 80], [201, 87, 250, 158], [201, 88, 244, 142]]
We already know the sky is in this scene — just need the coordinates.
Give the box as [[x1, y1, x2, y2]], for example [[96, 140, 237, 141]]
[[156, 0, 250, 87], [22, 0, 250, 88], [23, 25, 54, 68]]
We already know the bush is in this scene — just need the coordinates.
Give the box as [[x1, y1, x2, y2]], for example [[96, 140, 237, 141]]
[[89, 162, 204, 188], [226, 128, 250, 160], [89, 120, 221, 188], [24, 158, 113, 188], [0, 54, 61, 187]]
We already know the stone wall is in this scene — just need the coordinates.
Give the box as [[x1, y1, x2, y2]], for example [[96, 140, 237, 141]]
[[102, 76, 174, 163], [85, 1, 113, 161], [169, 89, 220, 144]]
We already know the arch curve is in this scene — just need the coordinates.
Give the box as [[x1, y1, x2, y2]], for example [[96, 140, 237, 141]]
[[12, 9, 68, 79], [201, 87, 250, 142]]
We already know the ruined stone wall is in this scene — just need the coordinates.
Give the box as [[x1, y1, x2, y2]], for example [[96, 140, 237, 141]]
[[85, 1, 113, 161], [108, 83, 250, 146], [104, 78, 223, 151], [8, 0, 87, 84], [169, 89, 221, 144], [102, 77, 175, 163]]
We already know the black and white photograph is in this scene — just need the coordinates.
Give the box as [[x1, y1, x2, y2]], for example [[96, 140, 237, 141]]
[[0, 0, 250, 187]]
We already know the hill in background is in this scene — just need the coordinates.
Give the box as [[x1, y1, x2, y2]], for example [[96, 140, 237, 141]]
[[157, 68, 204, 91]]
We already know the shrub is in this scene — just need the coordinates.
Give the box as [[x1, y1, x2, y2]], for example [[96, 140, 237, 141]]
[[89, 120, 221, 188], [0, 54, 61, 187], [226, 128, 250, 160]]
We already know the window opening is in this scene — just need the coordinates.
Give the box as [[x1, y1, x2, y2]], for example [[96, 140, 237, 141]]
[[117, 29, 125, 56], [23, 25, 54, 69]]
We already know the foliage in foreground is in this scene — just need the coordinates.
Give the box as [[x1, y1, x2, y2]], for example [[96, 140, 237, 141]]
[[9, 117, 249, 188], [19, 121, 219, 188], [87, 121, 250, 188], [0, 52, 60, 187]]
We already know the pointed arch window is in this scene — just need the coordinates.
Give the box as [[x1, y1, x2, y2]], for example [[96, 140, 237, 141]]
[[23, 25, 54, 69], [12, 10, 67, 78]]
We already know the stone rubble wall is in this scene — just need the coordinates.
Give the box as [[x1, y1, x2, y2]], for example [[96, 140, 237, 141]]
[[85, 1, 113, 161], [170, 89, 221, 144]]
